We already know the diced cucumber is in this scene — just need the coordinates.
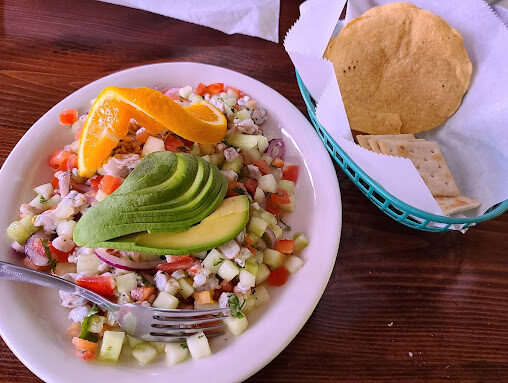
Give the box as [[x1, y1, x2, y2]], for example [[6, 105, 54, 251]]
[[56, 220, 77, 238], [245, 260, 259, 277], [187, 332, 212, 359], [6, 221, 30, 245], [20, 214, 37, 235], [54, 261, 76, 276], [178, 85, 192, 98], [202, 249, 224, 273], [248, 233, 261, 246], [247, 216, 268, 237], [252, 285, 270, 307], [222, 96, 237, 107], [224, 316, 248, 336], [259, 211, 277, 226], [99, 331, 125, 361], [127, 335, 144, 349], [34, 183, 53, 200], [115, 273, 137, 294], [89, 315, 106, 333], [222, 156, 242, 173], [29, 195, 47, 210], [153, 292, 180, 309], [278, 179, 295, 195], [254, 187, 265, 203], [165, 342, 189, 366], [257, 136, 269, 153], [45, 194, 62, 208], [293, 232, 310, 252], [243, 147, 262, 162], [217, 259, 240, 281], [239, 269, 256, 288], [250, 249, 264, 264], [178, 278, 194, 299], [262, 154, 273, 164], [95, 190, 108, 203], [258, 174, 277, 193], [269, 223, 283, 239], [76, 254, 100, 275], [263, 249, 287, 269], [255, 264, 270, 284], [279, 195, 295, 212], [189, 143, 200, 156], [142, 136, 165, 157], [225, 134, 259, 150], [284, 255, 304, 273], [150, 342, 166, 353], [201, 155, 211, 163], [235, 109, 251, 121], [209, 153, 225, 167], [200, 144, 215, 155], [242, 294, 256, 313], [132, 343, 158, 364]]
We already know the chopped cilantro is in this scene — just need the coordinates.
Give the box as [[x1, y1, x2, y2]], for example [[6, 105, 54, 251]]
[[79, 304, 99, 342], [279, 219, 291, 231], [39, 195, 48, 204], [106, 346, 112, 351], [41, 239, 56, 271], [251, 289, 256, 294], [179, 344, 188, 349], [222, 139, 233, 148], [233, 187, 245, 195], [140, 274, 153, 287], [213, 258, 225, 267], [198, 335, 204, 339], [228, 295, 246, 319]]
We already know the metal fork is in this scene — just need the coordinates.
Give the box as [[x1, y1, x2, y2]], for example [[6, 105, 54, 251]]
[[0, 261, 230, 342]]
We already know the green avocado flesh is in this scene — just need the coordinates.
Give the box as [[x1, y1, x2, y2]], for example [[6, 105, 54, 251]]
[[73, 151, 227, 246], [93, 195, 250, 255]]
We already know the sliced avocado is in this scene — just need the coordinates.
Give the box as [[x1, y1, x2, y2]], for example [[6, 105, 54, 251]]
[[73, 152, 225, 246], [90, 196, 250, 255]]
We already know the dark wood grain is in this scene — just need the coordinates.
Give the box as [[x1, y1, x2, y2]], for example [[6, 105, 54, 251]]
[[1, 0, 507, 382]]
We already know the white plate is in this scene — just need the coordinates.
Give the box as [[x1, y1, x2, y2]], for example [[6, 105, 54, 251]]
[[0, 62, 341, 383]]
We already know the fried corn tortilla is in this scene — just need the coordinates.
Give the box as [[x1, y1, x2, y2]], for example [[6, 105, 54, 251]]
[[324, 2, 472, 134]]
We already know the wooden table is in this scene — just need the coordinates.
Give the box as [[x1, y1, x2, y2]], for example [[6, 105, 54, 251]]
[[1, 0, 507, 381]]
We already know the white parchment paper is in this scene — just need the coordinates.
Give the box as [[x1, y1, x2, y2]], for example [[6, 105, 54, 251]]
[[285, 0, 508, 228]]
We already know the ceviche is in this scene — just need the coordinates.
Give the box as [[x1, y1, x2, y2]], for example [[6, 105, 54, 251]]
[[6, 82, 309, 365]]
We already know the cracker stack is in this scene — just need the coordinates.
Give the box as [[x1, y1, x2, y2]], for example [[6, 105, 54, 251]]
[[356, 134, 481, 216]]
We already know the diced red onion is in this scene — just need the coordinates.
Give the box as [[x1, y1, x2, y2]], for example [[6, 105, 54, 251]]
[[262, 227, 277, 249], [95, 248, 164, 271], [25, 232, 51, 266], [266, 139, 285, 160], [70, 180, 91, 193], [164, 88, 181, 97]]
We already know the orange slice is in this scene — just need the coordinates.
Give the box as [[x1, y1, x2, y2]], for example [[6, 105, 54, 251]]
[[78, 87, 227, 177]]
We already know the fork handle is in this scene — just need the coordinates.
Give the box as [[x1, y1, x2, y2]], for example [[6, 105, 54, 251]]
[[0, 261, 116, 311]]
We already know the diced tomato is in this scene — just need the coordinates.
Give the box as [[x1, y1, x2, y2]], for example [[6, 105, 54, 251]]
[[74, 127, 83, 141], [49, 150, 77, 171], [226, 180, 247, 198], [205, 83, 224, 95], [156, 256, 194, 273], [90, 175, 103, 192], [165, 135, 187, 152], [268, 267, 289, 286], [283, 165, 299, 183], [72, 337, 98, 361], [59, 109, 78, 125], [51, 175, 59, 189], [245, 178, 258, 197], [265, 194, 281, 219], [275, 239, 294, 254], [195, 83, 207, 96], [244, 234, 253, 246], [181, 138, 194, 147], [219, 279, 234, 292], [135, 127, 151, 143], [76, 275, 115, 296], [224, 86, 240, 97], [131, 287, 155, 302], [272, 158, 284, 168], [49, 242, 74, 263], [253, 160, 270, 175], [271, 188, 290, 205], [99, 175, 122, 195]]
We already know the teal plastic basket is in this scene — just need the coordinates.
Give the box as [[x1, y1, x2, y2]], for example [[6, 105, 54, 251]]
[[296, 71, 508, 232]]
